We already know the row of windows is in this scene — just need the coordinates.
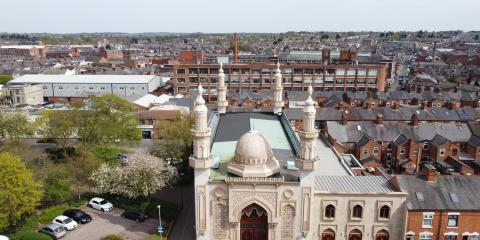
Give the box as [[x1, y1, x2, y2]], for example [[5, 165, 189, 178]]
[[43, 86, 144, 90], [422, 212, 459, 228], [177, 77, 377, 84], [177, 68, 379, 75], [408, 234, 477, 240], [323, 204, 390, 220]]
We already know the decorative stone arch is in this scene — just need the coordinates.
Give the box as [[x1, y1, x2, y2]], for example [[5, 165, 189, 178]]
[[348, 228, 363, 240], [375, 229, 389, 240], [321, 228, 336, 240], [233, 197, 276, 223]]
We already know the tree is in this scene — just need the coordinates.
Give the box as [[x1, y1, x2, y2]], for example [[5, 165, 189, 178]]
[[0, 153, 42, 229], [71, 94, 142, 145], [153, 114, 194, 164], [67, 144, 101, 200], [36, 109, 75, 157], [89, 153, 177, 199], [0, 109, 33, 143], [42, 166, 70, 205]]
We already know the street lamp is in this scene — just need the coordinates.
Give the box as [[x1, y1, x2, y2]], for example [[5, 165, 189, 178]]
[[157, 205, 163, 238]]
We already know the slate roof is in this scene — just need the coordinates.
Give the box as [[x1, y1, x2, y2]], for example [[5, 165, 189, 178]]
[[430, 134, 448, 146], [393, 134, 408, 146], [326, 121, 471, 144], [396, 175, 480, 210], [468, 135, 480, 148], [314, 176, 395, 193]]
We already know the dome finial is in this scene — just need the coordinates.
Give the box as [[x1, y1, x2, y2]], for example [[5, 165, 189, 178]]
[[275, 61, 281, 74], [196, 84, 205, 105], [305, 84, 314, 105], [219, 62, 224, 73]]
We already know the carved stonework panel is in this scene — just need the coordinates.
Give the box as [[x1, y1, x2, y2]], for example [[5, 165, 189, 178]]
[[281, 204, 295, 240], [232, 191, 254, 206], [196, 186, 207, 232], [213, 203, 227, 239], [255, 192, 277, 207]]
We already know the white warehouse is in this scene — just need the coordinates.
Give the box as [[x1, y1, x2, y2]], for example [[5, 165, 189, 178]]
[[8, 75, 162, 101]]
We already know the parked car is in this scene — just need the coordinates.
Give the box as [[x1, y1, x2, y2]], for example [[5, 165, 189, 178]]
[[0, 235, 9, 240], [52, 216, 78, 231], [88, 197, 113, 212], [39, 223, 67, 239], [121, 209, 148, 222], [63, 209, 92, 224]]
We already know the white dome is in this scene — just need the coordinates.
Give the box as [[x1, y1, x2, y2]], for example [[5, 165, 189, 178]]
[[228, 130, 280, 177], [234, 130, 273, 165]]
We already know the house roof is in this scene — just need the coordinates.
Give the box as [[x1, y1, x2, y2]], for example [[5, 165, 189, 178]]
[[314, 176, 396, 193], [430, 134, 448, 146], [396, 175, 480, 210]]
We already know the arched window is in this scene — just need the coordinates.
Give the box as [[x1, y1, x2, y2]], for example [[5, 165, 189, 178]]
[[322, 229, 336, 240], [376, 230, 389, 240], [325, 205, 335, 219], [349, 229, 363, 240], [352, 205, 363, 218], [380, 205, 390, 219]]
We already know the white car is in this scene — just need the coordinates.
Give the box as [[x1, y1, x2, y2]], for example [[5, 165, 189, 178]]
[[52, 215, 78, 231], [88, 197, 113, 212]]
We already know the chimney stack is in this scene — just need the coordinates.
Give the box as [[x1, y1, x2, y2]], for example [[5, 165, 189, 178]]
[[432, 42, 437, 62], [393, 102, 401, 110], [233, 33, 239, 64], [423, 164, 438, 182], [341, 111, 348, 125], [376, 113, 384, 125], [411, 113, 419, 126]]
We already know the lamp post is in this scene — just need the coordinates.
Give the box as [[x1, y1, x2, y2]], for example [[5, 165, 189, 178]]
[[157, 205, 163, 239]]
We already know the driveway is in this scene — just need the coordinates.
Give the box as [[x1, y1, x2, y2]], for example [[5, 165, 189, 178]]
[[63, 206, 157, 240]]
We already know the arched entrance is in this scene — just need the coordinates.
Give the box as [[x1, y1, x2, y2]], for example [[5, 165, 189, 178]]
[[349, 229, 362, 240], [240, 203, 268, 240], [321, 229, 335, 240], [376, 230, 389, 240]]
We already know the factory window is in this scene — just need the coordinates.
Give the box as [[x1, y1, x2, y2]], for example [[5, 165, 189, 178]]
[[210, 77, 217, 83], [293, 68, 303, 74], [188, 68, 198, 74], [176, 69, 186, 74], [74, 86, 79, 90], [326, 69, 335, 75], [368, 69, 378, 75], [231, 68, 240, 74], [130, 87, 135, 90], [305, 69, 313, 74], [347, 69, 356, 75], [252, 69, 261, 74], [177, 78, 186, 83], [357, 69, 366, 75], [58, 86, 63, 90], [210, 68, 218, 74], [89, 86, 94, 90], [199, 68, 208, 74], [100, 87, 105, 90], [315, 68, 324, 74], [336, 68, 345, 75], [241, 68, 250, 74], [253, 78, 260, 84], [189, 77, 198, 83]]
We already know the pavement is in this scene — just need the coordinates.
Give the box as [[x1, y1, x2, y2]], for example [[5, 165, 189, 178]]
[[62, 206, 157, 240], [152, 184, 195, 240]]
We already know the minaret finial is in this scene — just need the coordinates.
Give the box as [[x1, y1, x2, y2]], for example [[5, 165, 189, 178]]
[[306, 84, 314, 105], [196, 84, 205, 105]]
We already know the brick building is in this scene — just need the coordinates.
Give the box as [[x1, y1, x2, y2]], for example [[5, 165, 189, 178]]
[[0, 45, 46, 58], [173, 63, 387, 101], [395, 174, 480, 240]]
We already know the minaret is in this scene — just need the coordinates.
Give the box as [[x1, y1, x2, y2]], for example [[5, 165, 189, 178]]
[[189, 84, 213, 169], [217, 63, 228, 113], [272, 62, 283, 113], [295, 85, 319, 170]]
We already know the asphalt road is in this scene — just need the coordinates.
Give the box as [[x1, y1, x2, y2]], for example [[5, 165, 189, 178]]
[[62, 206, 157, 240]]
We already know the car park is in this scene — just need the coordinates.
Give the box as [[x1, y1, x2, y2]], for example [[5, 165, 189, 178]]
[[39, 223, 67, 239], [63, 209, 92, 224], [121, 209, 148, 222], [88, 197, 113, 212], [53, 215, 78, 230]]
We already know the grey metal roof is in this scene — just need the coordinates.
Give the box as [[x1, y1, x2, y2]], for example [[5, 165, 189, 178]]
[[396, 175, 480, 210], [314, 176, 395, 193]]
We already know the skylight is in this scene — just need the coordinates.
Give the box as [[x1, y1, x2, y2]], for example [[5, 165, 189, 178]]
[[449, 192, 459, 203], [416, 192, 424, 201]]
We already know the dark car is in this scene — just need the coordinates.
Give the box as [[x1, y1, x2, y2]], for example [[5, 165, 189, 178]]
[[121, 209, 147, 222], [63, 209, 92, 224]]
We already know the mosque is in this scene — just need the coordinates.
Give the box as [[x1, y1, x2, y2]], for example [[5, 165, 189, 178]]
[[189, 63, 407, 240]]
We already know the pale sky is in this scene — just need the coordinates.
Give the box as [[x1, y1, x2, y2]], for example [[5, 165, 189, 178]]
[[2, 0, 479, 33]]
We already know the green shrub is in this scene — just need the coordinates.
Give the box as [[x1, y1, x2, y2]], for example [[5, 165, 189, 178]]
[[101, 234, 123, 240], [91, 146, 127, 164], [18, 231, 51, 240], [38, 204, 70, 224]]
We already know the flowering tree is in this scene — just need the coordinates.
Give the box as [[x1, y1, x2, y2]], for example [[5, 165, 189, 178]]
[[89, 153, 177, 199]]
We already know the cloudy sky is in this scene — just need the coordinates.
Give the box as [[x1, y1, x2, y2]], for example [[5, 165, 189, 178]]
[[2, 0, 479, 33]]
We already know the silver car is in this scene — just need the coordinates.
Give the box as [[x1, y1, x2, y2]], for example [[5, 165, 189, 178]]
[[39, 223, 67, 239]]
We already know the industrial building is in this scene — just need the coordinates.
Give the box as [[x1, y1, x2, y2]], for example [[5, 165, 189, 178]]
[[8, 74, 162, 103]]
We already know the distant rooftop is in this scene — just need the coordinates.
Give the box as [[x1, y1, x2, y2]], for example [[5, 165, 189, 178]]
[[9, 74, 157, 84]]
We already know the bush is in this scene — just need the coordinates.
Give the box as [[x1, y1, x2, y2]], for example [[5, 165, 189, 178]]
[[18, 231, 51, 240], [101, 235, 123, 240], [38, 204, 70, 224], [91, 146, 128, 164]]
